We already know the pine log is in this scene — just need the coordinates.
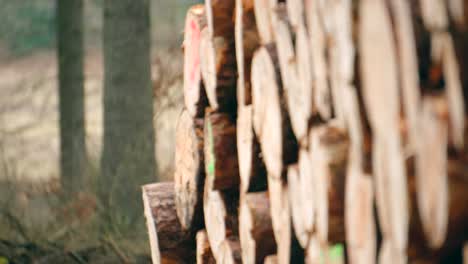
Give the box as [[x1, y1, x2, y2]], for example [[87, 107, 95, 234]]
[[286, 0, 304, 30], [200, 27, 238, 112], [203, 174, 239, 260], [309, 122, 349, 244], [251, 45, 299, 178], [409, 0, 466, 149], [415, 95, 450, 249], [304, 0, 332, 120], [197, 230, 216, 264], [344, 165, 376, 264], [432, 32, 465, 149], [237, 106, 267, 193], [360, 0, 409, 260], [254, 0, 274, 44], [389, 0, 421, 153], [239, 191, 276, 264], [304, 235, 321, 264], [267, 175, 304, 263], [235, 0, 260, 107], [251, 44, 277, 139], [288, 147, 321, 248], [218, 236, 243, 264], [142, 182, 195, 264], [204, 109, 240, 190], [174, 109, 205, 231], [202, 0, 238, 112], [183, 5, 208, 117], [275, 14, 312, 144], [305, 237, 345, 264], [205, 0, 236, 38], [325, 0, 355, 125], [263, 255, 277, 264], [287, 163, 309, 248]]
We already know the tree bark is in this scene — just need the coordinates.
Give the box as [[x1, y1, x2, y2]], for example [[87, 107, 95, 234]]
[[174, 109, 205, 231], [201, 0, 238, 113], [204, 109, 240, 190], [101, 0, 156, 221], [142, 182, 195, 264], [239, 191, 276, 264], [56, 0, 87, 195], [308, 122, 349, 244], [235, 0, 260, 107]]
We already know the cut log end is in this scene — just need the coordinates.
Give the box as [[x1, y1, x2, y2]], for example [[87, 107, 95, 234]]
[[219, 237, 242, 264], [183, 5, 208, 117], [174, 109, 205, 230], [237, 105, 267, 193], [239, 191, 276, 264], [197, 230, 216, 264]]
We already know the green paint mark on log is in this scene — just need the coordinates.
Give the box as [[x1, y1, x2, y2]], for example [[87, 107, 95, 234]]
[[207, 120, 215, 177], [329, 243, 344, 261]]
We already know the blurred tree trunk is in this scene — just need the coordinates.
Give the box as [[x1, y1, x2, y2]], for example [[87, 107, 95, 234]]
[[100, 0, 157, 222], [56, 0, 87, 195]]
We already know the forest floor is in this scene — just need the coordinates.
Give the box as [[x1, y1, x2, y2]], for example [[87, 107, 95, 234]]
[[0, 48, 183, 263]]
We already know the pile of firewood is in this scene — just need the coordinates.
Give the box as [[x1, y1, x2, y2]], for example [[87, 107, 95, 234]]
[[142, 0, 468, 263]]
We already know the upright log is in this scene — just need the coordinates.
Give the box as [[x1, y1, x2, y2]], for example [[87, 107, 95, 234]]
[[174, 109, 205, 231], [142, 182, 195, 264], [239, 191, 276, 264], [183, 5, 208, 117], [204, 110, 240, 190], [197, 230, 216, 264]]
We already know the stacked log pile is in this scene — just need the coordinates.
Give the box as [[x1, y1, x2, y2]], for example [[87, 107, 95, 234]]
[[143, 0, 468, 263]]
